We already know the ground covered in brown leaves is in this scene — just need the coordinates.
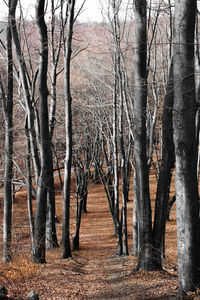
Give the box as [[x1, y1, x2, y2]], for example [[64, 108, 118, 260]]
[[0, 173, 196, 299]]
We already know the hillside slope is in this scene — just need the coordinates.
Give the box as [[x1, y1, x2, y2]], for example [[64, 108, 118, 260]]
[[0, 174, 180, 299]]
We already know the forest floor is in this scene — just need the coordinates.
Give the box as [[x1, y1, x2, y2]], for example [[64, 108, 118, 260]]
[[0, 171, 198, 299]]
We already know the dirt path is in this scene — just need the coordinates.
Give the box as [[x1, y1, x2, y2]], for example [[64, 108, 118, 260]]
[[0, 177, 179, 299]]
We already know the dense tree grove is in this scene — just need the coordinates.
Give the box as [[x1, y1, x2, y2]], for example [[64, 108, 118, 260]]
[[1, 0, 200, 297]]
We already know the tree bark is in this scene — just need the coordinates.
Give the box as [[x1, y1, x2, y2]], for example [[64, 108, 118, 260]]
[[25, 117, 35, 252], [0, 4, 13, 262], [112, 0, 129, 256], [132, 168, 138, 256], [113, 51, 122, 255], [153, 58, 174, 269], [72, 180, 84, 250], [133, 0, 154, 270], [33, 0, 58, 262], [10, 0, 41, 183], [62, 0, 75, 259], [174, 0, 200, 293]]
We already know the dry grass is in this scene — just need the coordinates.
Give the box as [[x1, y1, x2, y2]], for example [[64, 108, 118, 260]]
[[0, 172, 198, 299]]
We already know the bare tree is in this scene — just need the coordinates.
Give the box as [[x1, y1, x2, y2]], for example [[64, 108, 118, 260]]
[[0, 0, 13, 262], [133, 0, 154, 270], [33, 0, 58, 263], [173, 0, 200, 295], [25, 117, 35, 252], [112, 0, 130, 256], [62, 0, 76, 259], [112, 0, 122, 255], [153, 57, 174, 269], [10, 0, 41, 184]]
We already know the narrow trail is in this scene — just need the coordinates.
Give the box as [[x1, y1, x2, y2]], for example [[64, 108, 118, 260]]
[[67, 182, 144, 300], [0, 177, 179, 299]]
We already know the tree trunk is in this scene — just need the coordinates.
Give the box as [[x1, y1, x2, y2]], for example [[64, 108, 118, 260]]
[[46, 177, 59, 249], [112, 0, 129, 255], [113, 52, 122, 255], [33, 0, 58, 263], [174, 0, 200, 294], [10, 0, 41, 183], [25, 117, 34, 252], [0, 6, 13, 262], [153, 58, 174, 269], [82, 191, 88, 213], [119, 82, 128, 256], [133, 0, 154, 271], [73, 191, 84, 250], [132, 168, 138, 256], [62, 0, 75, 259], [111, 0, 123, 255], [43, 0, 63, 251]]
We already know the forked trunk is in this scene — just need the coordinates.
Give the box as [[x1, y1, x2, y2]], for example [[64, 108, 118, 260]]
[[33, 0, 58, 262]]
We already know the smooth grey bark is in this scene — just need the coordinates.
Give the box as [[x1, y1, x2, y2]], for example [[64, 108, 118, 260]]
[[113, 51, 122, 255], [119, 70, 128, 256], [72, 165, 85, 250], [33, 0, 48, 263], [49, 0, 64, 140], [33, 0, 58, 262], [173, 0, 200, 294], [45, 173, 58, 249], [111, 0, 122, 255], [25, 117, 35, 252], [10, 0, 41, 183], [133, 0, 154, 270], [132, 169, 138, 256], [153, 58, 175, 269], [112, 0, 129, 255], [45, 0, 62, 250], [62, 0, 75, 259], [81, 128, 91, 213], [49, 0, 57, 141], [0, 5, 13, 262]]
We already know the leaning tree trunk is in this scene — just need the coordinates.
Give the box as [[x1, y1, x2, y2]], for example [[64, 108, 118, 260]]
[[133, 0, 154, 271], [173, 0, 200, 294], [0, 5, 13, 262], [153, 58, 175, 269], [62, 0, 76, 259]]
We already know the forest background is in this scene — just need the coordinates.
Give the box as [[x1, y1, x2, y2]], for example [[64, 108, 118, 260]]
[[0, 0, 200, 299]]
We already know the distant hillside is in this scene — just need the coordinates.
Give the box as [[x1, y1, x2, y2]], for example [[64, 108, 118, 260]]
[[0, 21, 7, 38]]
